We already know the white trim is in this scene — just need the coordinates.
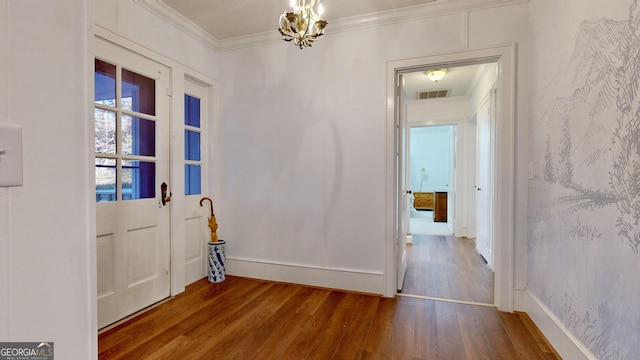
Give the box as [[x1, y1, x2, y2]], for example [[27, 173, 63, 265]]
[[385, 44, 516, 313], [226, 257, 385, 295], [522, 289, 598, 360], [135, 0, 529, 51], [513, 287, 528, 311]]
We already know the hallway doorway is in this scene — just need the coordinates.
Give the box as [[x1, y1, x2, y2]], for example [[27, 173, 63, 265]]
[[400, 64, 495, 305], [386, 44, 517, 312]]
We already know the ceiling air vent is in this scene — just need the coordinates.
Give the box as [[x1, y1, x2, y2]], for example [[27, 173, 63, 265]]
[[417, 89, 449, 100]]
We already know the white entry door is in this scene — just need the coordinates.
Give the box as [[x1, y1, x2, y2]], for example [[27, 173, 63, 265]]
[[476, 92, 493, 269], [94, 40, 171, 329]]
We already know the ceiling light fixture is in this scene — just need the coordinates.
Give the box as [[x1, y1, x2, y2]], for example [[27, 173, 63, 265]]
[[425, 68, 448, 82], [278, 0, 327, 49]]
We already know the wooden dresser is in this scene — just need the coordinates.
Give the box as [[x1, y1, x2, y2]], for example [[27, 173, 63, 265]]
[[413, 192, 434, 210], [434, 191, 448, 222]]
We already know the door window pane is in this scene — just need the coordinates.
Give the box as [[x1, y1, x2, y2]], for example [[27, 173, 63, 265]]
[[185, 165, 201, 195], [122, 68, 156, 115], [122, 115, 156, 156], [95, 59, 116, 107], [122, 160, 156, 200], [96, 158, 116, 202], [184, 95, 200, 127], [95, 109, 116, 154], [185, 130, 201, 161], [184, 94, 202, 195]]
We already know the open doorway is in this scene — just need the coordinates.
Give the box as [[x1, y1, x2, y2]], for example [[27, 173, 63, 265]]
[[386, 45, 517, 312], [399, 64, 496, 305], [408, 125, 455, 237]]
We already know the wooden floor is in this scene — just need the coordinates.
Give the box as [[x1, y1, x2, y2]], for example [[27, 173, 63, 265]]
[[402, 234, 494, 304], [99, 276, 559, 359]]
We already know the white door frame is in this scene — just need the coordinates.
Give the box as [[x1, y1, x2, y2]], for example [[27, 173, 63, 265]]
[[385, 44, 516, 312], [396, 75, 409, 291]]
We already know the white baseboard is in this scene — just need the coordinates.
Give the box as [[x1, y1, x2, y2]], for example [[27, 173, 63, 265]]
[[520, 289, 597, 360], [513, 287, 527, 311], [225, 257, 385, 295]]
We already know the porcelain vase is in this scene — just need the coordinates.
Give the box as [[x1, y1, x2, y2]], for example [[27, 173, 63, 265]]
[[208, 240, 226, 283]]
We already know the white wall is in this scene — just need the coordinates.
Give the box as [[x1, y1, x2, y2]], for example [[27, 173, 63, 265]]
[[0, 1, 95, 359], [528, 0, 640, 358], [409, 126, 453, 193], [408, 96, 471, 125], [216, 2, 530, 294]]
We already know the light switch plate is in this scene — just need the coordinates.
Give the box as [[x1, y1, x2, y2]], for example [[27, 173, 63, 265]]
[[0, 123, 23, 186]]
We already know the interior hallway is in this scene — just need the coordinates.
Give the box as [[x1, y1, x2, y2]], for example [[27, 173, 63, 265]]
[[403, 209, 494, 304]]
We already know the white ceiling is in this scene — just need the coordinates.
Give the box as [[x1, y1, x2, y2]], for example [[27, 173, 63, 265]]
[[403, 64, 482, 101], [161, 0, 438, 40], [159, 0, 488, 98]]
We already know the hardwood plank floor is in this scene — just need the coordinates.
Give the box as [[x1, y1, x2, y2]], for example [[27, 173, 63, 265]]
[[402, 234, 494, 304], [98, 276, 559, 359]]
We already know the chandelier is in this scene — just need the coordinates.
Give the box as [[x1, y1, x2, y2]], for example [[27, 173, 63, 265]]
[[278, 0, 327, 49]]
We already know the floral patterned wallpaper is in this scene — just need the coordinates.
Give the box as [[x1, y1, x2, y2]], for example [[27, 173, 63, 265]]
[[528, 1, 640, 358]]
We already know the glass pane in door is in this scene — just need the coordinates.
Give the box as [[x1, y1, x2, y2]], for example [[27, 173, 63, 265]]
[[122, 160, 156, 200], [96, 158, 116, 202], [95, 109, 116, 154], [95, 59, 116, 106], [122, 115, 156, 157], [184, 95, 200, 127], [184, 130, 200, 161], [122, 68, 155, 115], [185, 165, 201, 195]]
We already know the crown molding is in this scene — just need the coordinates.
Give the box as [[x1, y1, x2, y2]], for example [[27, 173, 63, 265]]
[[134, 0, 529, 52], [133, 0, 222, 51], [328, 0, 528, 35]]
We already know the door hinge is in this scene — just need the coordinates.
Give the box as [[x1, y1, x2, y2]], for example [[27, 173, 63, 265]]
[[166, 88, 172, 97]]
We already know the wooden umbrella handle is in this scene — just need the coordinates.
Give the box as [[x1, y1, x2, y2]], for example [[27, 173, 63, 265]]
[[199, 197, 214, 217]]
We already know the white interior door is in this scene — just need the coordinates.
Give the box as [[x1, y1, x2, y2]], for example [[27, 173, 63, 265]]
[[95, 39, 171, 329], [476, 93, 493, 269], [183, 78, 210, 285], [397, 74, 409, 291], [447, 126, 456, 233]]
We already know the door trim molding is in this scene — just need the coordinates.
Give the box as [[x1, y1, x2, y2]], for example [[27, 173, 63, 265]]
[[385, 44, 516, 312]]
